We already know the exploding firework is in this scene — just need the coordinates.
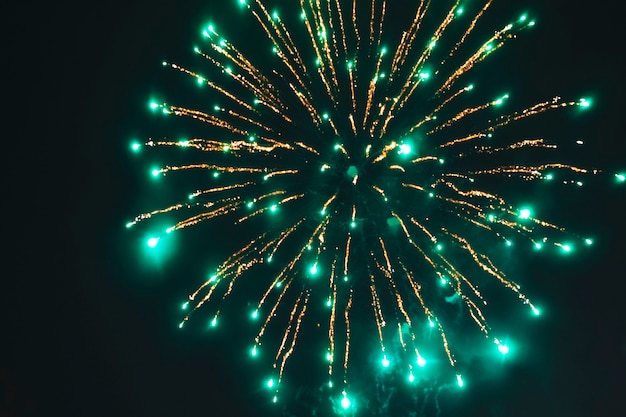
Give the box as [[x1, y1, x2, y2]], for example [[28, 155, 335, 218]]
[[127, 0, 605, 410]]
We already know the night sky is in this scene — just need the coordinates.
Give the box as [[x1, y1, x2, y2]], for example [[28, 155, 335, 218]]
[[4, 0, 625, 416]]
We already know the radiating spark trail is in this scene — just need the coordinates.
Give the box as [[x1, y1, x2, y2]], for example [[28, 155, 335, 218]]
[[129, 0, 600, 407]]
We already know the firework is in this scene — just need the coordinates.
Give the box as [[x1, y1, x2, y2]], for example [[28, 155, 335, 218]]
[[128, 0, 601, 409]]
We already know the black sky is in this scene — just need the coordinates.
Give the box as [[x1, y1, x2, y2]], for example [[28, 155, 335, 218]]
[[3, 0, 625, 416]]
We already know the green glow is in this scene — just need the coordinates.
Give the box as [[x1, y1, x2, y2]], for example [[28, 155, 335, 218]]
[[456, 374, 464, 388], [456, 7, 464, 15], [545, 173, 554, 180], [341, 393, 351, 409], [309, 263, 318, 275], [272, 395, 277, 403], [210, 317, 217, 327], [130, 142, 141, 152], [428, 320, 435, 328], [493, 94, 509, 106], [528, 20, 536, 26], [519, 14, 527, 22], [267, 378, 274, 388], [578, 98, 591, 107], [531, 306, 541, 316], [125, 222, 134, 228], [561, 244, 572, 253], [149, 101, 159, 110], [398, 143, 412, 155], [270, 204, 278, 212], [417, 355, 426, 367], [419, 71, 430, 80], [584, 238, 593, 245], [534, 242, 543, 250], [428, 40, 436, 49], [505, 239, 512, 247], [182, 301, 189, 310], [616, 173, 625, 182], [147, 237, 160, 248], [497, 344, 509, 355], [435, 243, 443, 251], [518, 208, 531, 219], [408, 371, 415, 382], [251, 346, 257, 356], [487, 214, 496, 222], [251, 309, 258, 319], [382, 355, 390, 367], [350, 221, 356, 228], [212, 171, 220, 178]]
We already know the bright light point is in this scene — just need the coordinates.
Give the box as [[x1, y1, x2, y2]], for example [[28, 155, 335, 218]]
[[561, 244, 572, 252], [438, 158, 445, 164], [266, 256, 273, 263], [487, 214, 496, 222], [322, 113, 329, 120], [417, 356, 426, 367], [428, 40, 436, 49], [350, 221, 356, 228], [130, 142, 141, 152], [272, 396, 277, 403], [456, 7, 464, 15], [532, 306, 541, 316], [428, 320, 435, 328], [436, 243, 443, 251], [251, 309, 258, 319], [585, 238, 593, 245], [328, 381, 333, 388], [125, 222, 134, 228], [178, 321, 185, 329], [343, 275, 349, 282], [505, 240, 512, 247], [528, 20, 536, 26], [212, 171, 220, 178], [534, 242, 543, 250], [326, 298, 332, 307], [408, 372, 415, 382], [615, 173, 626, 182], [251, 346, 257, 356], [398, 143, 411, 155], [519, 208, 531, 219], [467, 84, 474, 90], [149, 101, 159, 110], [419, 71, 430, 80], [182, 301, 189, 310], [341, 394, 351, 409], [270, 204, 278, 212], [382, 356, 390, 367], [456, 374, 464, 387], [210, 318, 217, 327], [498, 344, 510, 355], [147, 237, 160, 248], [579, 98, 591, 108], [545, 173, 554, 180], [309, 263, 318, 275], [247, 201, 254, 208], [267, 378, 274, 388]]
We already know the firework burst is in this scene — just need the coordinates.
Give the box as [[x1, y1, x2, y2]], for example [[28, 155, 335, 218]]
[[127, 0, 601, 409]]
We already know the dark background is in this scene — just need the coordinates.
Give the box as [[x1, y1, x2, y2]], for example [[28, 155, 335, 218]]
[[3, 0, 625, 416]]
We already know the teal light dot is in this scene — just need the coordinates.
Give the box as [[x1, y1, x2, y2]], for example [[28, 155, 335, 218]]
[[456, 374, 464, 387], [309, 263, 318, 275], [498, 344, 510, 355], [561, 244, 572, 253], [341, 393, 351, 409], [616, 173, 625, 183], [398, 143, 411, 155], [417, 355, 426, 367], [130, 142, 141, 152], [149, 101, 159, 110], [532, 306, 541, 316], [147, 237, 160, 248], [267, 378, 274, 388], [210, 317, 217, 327], [545, 173, 554, 180], [584, 238, 593, 246], [382, 356, 390, 367], [534, 242, 543, 250], [270, 204, 278, 212], [181, 301, 189, 310], [519, 208, 531, 219], [408, 372, 415, 383], [251, 309, 258, 319], [505, 239, 512, 247], [251, 346, 257, 356]]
